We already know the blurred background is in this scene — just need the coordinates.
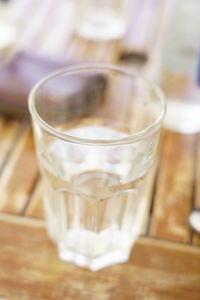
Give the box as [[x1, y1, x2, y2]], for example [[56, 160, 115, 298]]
[[0, 0, 199, 133]]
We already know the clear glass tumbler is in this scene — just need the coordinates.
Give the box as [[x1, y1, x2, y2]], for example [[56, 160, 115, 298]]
[[28, 63, 166, 271], [74, 0, 131, 41]]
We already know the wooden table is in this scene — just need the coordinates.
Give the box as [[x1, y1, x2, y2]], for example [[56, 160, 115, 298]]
[[0, 0, 200, 299]]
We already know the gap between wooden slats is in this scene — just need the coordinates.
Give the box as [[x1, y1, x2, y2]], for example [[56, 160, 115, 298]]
[[25, 178, 44, 219], [150, 130, 196, 243], [0, 118, 21, 171], [0, 211, 44, 227], [192, 134, 200, 245], [140, 162, 158, 236]]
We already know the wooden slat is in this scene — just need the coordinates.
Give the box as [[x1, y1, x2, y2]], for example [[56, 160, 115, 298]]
[[0, 127, 39, 214], [0, 216, 199, 300], [150, 130, 195, 243]]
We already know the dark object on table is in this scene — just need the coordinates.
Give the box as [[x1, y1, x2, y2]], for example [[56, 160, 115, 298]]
[[120, 0, 169, 62], [0, 51, 107, 118]]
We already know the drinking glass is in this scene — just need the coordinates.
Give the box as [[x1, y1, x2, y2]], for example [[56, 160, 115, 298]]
[[28, 63, 166, 271], [74, 0, 131, 41]]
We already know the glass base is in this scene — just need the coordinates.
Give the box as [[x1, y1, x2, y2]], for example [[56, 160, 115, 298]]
[[57, 227, 135, 271], [59, 248, 129, 271]]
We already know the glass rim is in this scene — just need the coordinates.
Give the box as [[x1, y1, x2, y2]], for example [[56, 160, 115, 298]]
[[28, 62, 166, 146]]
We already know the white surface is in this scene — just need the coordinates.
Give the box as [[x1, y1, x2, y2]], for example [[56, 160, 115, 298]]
[[0, 20, 17, 50], [164, 99, 200, 134]]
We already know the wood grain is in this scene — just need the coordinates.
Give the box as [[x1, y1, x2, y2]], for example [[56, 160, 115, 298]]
[[25, 179, 44, 219], [0, 216, 199, 300], [83, 40, 119, 63], [0, 127, 39, 214], [150, 130, 195, 243]]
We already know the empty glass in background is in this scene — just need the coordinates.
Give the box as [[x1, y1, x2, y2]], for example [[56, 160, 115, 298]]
[[0, 0, 18, 61], [161, 0, 200, 133], [28, 63, 166, 271], [74, 0, 131, 41]]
